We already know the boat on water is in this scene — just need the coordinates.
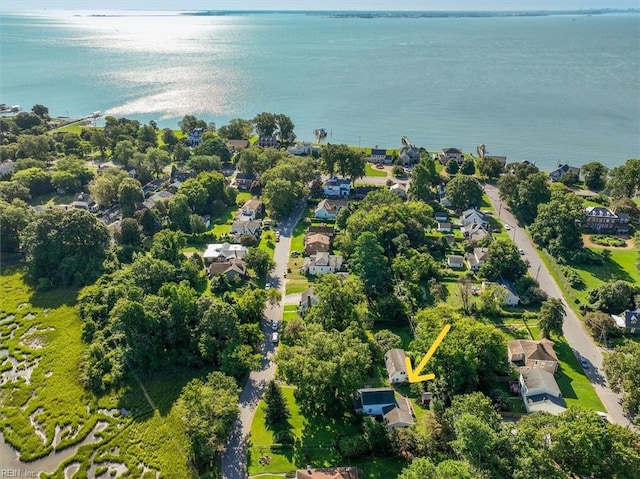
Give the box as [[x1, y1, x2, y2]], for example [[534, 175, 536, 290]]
[[314, 128, 328, 142]]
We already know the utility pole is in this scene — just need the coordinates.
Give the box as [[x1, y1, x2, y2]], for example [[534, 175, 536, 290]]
[[535, 264, 541, 281]]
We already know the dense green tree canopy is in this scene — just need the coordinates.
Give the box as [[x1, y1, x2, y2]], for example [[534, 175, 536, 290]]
[[192, 136, 231, 163], [118, 177, 144, 217], [607, 159, 640, 199], [603, 341, 640, 424], [218, 118, 253, 140], [277, 323, 372, 416], [479, 239, 529, 282], [350, 231, 390, 299], [21, 208, 110, 286], [408, 155, 438, 202], [321, 144, 365, 181], [0, 198, 33, 252], [478, 156, 504, 179], [538, 298, 566, 339], [305, 275, 367, 331], [499, 163, 551, 224], [587, 280, 639, 314], [444, 176, 483, 211], [89, 168, 128, 207]]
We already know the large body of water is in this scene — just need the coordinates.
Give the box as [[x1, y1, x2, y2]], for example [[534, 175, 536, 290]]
[[1, 11, 639, 171]]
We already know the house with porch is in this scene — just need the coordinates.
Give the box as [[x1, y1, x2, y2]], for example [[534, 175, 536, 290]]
[[438, 147, 465, 165], [466, 247, 489, 271], [302, 252, 343, 275], [369, 148, 393, 165], [239, 198, 264, 221], [257, 136, 280, 148], [584, 206, 619, 232], [460, 208, 489, 229], [314, 198, 348, 220]]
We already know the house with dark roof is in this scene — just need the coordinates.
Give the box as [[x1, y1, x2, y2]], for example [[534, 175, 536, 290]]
[[584, 206, 619, 231], [549, 163, 580, 182], [257, 136, 280, 148], [463, 222, 491, 242], [398, 144, 420, 167], [352, 185, 381, 199], [235, 172, 257, 191], [369, 148, 392, 165], [611, 308, 640, 334], [141, 190, 174, 210], [519, 369, 566, 415], [307, 224, 335, 238], [354, 388, 415, 429], [186, 128, 204, 147], [434, 212, 448, 222], [438, 147, 464, 165], [384, 349, 408, 384], [496, 279, 521, 307], [508, 339, 558, 373]]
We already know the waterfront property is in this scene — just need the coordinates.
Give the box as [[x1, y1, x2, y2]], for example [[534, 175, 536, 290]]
[[549, 163, 580, 182], [437, 147, 465, 165], [584, 206, 629, 232]]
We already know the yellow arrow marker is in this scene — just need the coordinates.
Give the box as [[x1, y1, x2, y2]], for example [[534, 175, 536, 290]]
[[405, 324, 451, 383]]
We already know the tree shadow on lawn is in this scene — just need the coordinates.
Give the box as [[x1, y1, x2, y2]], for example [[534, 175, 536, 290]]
[[292, 414, 360, 468], [574, 252, 634, 284], [28, 284, 80, 309]]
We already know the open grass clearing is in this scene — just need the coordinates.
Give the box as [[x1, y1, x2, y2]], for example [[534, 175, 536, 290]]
[[364, 163, 388, 177]]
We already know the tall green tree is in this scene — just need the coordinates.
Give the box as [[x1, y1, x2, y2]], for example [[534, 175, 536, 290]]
[[305, 275, 367, 332], [603, 341, 640, 424], [408, 155, 438, 202], [118, 177, 144, 217], [539, 298, 566, 338], [150, 229, 186, 264], [244, 247, 275, 277], [499, 163, 551, 224], [218, 118, 253, 140], [262, 177, 303, 218], [350, 231, 390, 299], [21, 208, 110, 286], [89, 168, 128, 207], [90, 130, 108, 159], [479, 239, 529, 282], [264, 380, 290, 427], [478, 156, 504, 179], [444, 175, 483, 211], [607, 159, 640, 199], [0, 199, 33, 252], [252, 112, 278, 137]]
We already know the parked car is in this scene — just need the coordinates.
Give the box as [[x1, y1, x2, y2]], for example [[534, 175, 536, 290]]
[[271, 320, 278, 331], [519, 248, 525, 255], [275, 230, 281, 242], [375, 163, 385, 169], [579, 356, 590, 369], [504, 224, 511, 231], [265, 282, 271, 290], [271, 332, 279, 343]]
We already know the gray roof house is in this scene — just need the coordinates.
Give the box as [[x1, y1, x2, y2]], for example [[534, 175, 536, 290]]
[[611, 308, 640, 334], [447, 255, 465, 269], [460, 209, 489, 229], [302, 252, 343, 275], [508, 339, 558, 374], [466, 247, 489, 271], [384, 349, 408, 384], [438, 147, 465, 165], [354, 388, 415, 429], [549, 164, 580, 182], [519, 369, 566, 415]]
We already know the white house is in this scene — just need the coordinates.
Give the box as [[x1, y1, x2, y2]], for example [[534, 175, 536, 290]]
[[231, 219, 261, 237], [287, 142, 315, 156], [447, 255, 465, 269], [519, 369, 566, 415], [384, 349, 408, 384], [239, 198, 264, 220], [466, 247, 489, 271], [438, 147, 465, 165], [389, 183, 407, 199], [497, 279, 520, 307], [203, 243, 248, 263], [314, 198, 348, 220], [460, 209, 489, 229], [302, 252, 343, 275], [323, 177, 351, 197]]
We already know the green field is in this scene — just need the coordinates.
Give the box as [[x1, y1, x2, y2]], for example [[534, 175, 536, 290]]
[[364, 163, 388, 177], [0, 268, 198, 477]]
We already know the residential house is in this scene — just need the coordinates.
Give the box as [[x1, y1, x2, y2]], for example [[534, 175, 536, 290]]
[[389, 183, 407, 199], [369, 148, 392, 165], [299, 288, 318, 316], [171, 168, 198, 183], [296, 467, 362, 479], [186, 128, 204, 147], [208, 259, 247, 281], [257, 136, 280, 148], [615, 213, 631, 233], [71, 193, 99, 213], [314, 198, 348, 220], [434, 212, 448, 223], [447, 255, 465, 269], [508, 339, 559, 374], [141, 190, 174, 210], [323, 177, 351, 197], [235, 172, 257, 191], [304, 232, 331, 255], [231, 219, 261, 237], [384, 349, 408, 384], [460, 209, 489, 229], [437, 221, 452, 233], [239, 198, 264, 221], [466, 247, 489, 271], [226, 139, 249, 151], [496, 279, 521, 307], [519, 369, 567, 415], [287, 142, 316, 156], [438, 147, 464, 165], [142, 178, 167, 197], [611, 308, 640, 334], [354, 388, 415, 429], [549, 164, 581, 182], [202, 243, 248, 263], [485, 155, 507, 169], [463, 222, 490, 242], [302, 252, 343, 275], [443, 235, 457, 248], [584, 206, 619, 231], [307, 224, 335, 238], [398, 142, 420, 167]]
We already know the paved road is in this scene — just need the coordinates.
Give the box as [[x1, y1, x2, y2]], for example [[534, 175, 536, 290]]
[[221, 201, 306, 479], [483, 184, 636, 431]]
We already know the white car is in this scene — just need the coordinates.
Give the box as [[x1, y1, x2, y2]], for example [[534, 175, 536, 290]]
[[265, 282, 271, 290], [271, 332, 279, 343], [505, 224, 511, 231], [519, 248, 525, 255]]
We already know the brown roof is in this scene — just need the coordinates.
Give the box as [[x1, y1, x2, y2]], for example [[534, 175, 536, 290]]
[[305, 233, 331, 246], [508, 339, 558, 362], [296, 467, 362, 479], [226, 139, 249, 149], [208, 259, 246, 277], [307, 224, 335, 236]]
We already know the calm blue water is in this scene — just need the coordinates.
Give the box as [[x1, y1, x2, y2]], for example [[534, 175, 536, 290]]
[[1, 11, 639, 170]]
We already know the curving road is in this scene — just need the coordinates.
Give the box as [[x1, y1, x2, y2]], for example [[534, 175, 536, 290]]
[[221, 201, 306, 479], [483, 184, 637, 431]]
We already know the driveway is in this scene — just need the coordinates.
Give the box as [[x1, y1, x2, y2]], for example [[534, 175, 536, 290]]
[[483, 184, 636, 431], [221, 202, 306, 479]]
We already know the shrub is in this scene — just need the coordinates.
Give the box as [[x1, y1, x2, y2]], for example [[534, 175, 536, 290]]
[[559, 265, 585, 288], [339, 435, 369, 458], [591, 235, 626, 247], [273, 429, 294, 445]]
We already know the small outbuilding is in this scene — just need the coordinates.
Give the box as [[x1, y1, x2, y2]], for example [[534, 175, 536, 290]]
[[384, 349, 408, 384]]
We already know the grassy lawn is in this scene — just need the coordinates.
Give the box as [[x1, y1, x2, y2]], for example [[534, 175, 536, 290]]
[[211, 223, 232, 237], [248, 386, 406, 477], [553, 339, 604, 411], [364, 163, 388, 177], [0, 268, 195, 477], [236, 192, 253, 204], [28, 191, 77, 207], [259, 231, 276, 260]]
